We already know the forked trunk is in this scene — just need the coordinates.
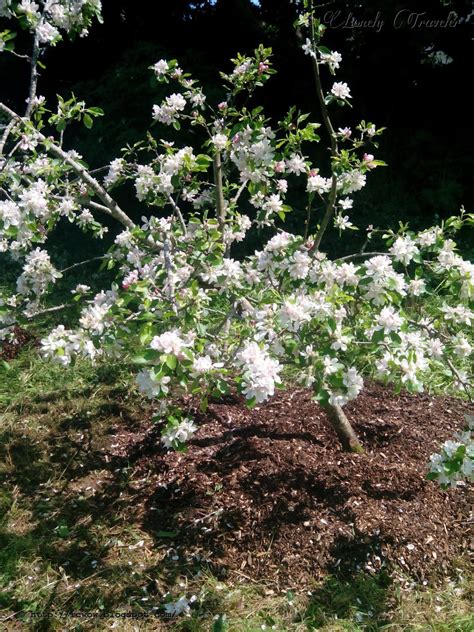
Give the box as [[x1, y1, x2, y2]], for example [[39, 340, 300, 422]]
[[324, 403, 364, 453]]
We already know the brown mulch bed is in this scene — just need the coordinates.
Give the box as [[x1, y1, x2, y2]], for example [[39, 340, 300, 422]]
[[0, 326, 36, 361], [107, 383, 472, 586]]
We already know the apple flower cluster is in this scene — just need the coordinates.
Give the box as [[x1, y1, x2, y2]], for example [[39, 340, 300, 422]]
[[237, 341, 282, 403], [1, 0, 103, 45], [0, 3, 472, 488], [428, 415, 474, 487]]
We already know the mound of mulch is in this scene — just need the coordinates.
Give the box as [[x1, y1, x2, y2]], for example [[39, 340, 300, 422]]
[[0, 326, 36, 361], [108, 383, 472, 586]]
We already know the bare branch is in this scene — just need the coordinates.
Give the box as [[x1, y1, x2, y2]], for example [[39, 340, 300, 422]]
[[446, 358, 473, 403], [0, 119, 17, 157], [60, 256, 107, 275], [8, 50, 31, 61], [335, 252, 395, 263], [166, 194, 187, 235], [25, 29, 41, 118], [26, 303, 74, 319], [213, 151, 226, 237], [232, 179, 248, 206]]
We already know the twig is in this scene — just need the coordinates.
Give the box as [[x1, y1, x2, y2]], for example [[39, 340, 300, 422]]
[[25, 29, 41, 118], [446, 358, 473, 403], [335, 251, 395, 263], [304, 197, 313, 239], [0, 119, 16, 156], [167, 194, 187, 235], [1, 302, 76, 332], [26, 303, 74, 319], [8, 50, 31, 61], [60, 256, 107, 274], [232, 179, 248, 206], [213, 151, 226, 238]]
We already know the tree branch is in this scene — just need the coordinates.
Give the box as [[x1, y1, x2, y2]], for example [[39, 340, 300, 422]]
[[0, 102, 135, 230], [25, 29, 40, 118], [60, 256, 107, 275], [335, 252, 395, 263], [298, 8, 339, 252], [167, 194, 187, 235], [213, 151, 226, 237], [232, 179, 248, 206], [0, 119, 17, 157]]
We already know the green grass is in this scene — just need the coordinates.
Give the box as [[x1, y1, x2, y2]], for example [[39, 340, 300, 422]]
[[0, 347, 472, 631]]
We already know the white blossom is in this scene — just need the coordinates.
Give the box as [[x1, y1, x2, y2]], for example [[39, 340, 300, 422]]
[[331, 82, 351, 100], [237, 342, 281, 403], [307, 174, 332, 194], [376, 306, 403, 334], [390, 236, 419, 265], [136, 370, 171, 399], [320, 50, 342, 72], [153, 59, 169, 76], [286, 153, 306, 175], [162, 420, 198, 449], [150, 330, 193, 359], [211, 133, 228, 151]]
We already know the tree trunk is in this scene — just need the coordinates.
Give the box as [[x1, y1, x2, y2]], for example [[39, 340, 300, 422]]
[[324, 403, 364, 453]]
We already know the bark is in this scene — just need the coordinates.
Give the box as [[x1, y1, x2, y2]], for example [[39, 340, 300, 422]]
[[213, 151, 226, 237], [324, 403, 364, 453]]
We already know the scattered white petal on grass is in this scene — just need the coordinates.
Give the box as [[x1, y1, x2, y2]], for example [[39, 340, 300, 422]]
[[163, 595, 196, 616]]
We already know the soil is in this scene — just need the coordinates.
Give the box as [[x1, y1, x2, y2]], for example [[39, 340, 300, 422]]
[[0, 326, 36, 361], [105, 383, 472, 586]]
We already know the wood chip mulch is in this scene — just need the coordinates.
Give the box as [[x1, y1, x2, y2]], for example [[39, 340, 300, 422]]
[[107, 383, 472, 586], [0, 326, 36, 361]]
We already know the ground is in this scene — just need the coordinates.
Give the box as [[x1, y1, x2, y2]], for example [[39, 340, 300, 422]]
[[0, 342, 472, 630]]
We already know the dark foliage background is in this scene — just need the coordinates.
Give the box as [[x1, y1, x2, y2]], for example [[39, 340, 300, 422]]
[[1, 0, 473, 260]]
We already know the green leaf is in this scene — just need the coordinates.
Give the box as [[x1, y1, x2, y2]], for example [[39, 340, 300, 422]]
[[212, 615, 228, 632], [182, 348, 195, 362], [139, 323, 153, 346], [131, 349, 160, 365], [83, 114, 93, 129], [312, 389, 330, 407], [372, 329, 386, 343], [131, 354, 150, 366], [246, 396, 257, 409], [56, 525, 69, 538], [156, 530, 179, 538], [165, 354, 177, 370]]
